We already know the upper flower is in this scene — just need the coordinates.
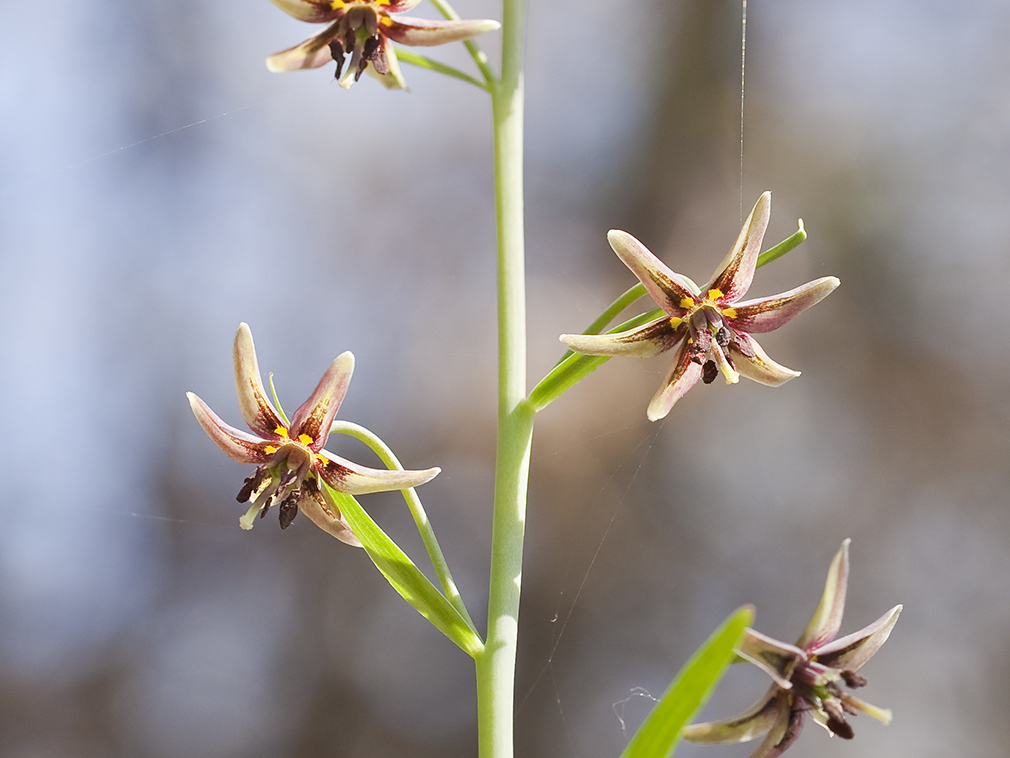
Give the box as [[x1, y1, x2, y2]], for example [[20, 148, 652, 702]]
[[560, 192, 839, 420], [265, 0, 500, 89], [682, 539, 902, 758], [187, 323, 440, 546]]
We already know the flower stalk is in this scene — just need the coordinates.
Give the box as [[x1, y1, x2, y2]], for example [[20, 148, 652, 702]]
[[474, 0, 531, 756]]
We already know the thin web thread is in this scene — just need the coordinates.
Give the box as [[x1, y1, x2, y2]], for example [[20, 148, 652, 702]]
[[740, 0, 748, 220]]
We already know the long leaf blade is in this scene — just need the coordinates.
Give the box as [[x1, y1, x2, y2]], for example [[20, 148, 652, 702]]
[[322, 482, 484, 658], [620, 606, 753, 758]]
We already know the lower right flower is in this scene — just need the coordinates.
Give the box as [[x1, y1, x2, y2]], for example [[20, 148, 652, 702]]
[[682, 539, 901, 757]]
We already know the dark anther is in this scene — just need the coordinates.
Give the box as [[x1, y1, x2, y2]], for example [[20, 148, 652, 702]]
[[237, 468, 267, 503], [841, 670, 867, 689], [329, 40, 346, 79], [371, 44, 390, 75], [278, 495, 299, 530], [824, 701, 855, 739], [355, 35, 380, 80], [716, 327, 731, 347], [702, 360, 718, 384]]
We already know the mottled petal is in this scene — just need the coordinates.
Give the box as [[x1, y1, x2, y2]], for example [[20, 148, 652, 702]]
[[289, 352, 354, 450], [682, 687, 787, 744], [385, 15, 500, 46], [707, 191, 771, 303], [796, 539, 850, 651], [267, 0, 340, 23], [814, 604, 902, 672], [317, 450, 440, 494], [233, 323, 285, 437], [607, 230, 700, 316], [729, 277, 840, 334], [647, 343, 704, 421], [187, 392, 273, 464], [385, 0, 423, 11], [560, 316, 685, 358], [298, 488, 363, 547], [266, 24, 339, 72], [749, 706, 804, 758], [729, 333, 801, 387], [737, 629, 806, 689]]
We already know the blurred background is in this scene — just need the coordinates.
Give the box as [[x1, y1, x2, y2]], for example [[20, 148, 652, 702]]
[[2, 0, 1008, 756]]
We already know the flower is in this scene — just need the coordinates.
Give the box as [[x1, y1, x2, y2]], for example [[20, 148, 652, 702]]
[[187, 323, 440, 546], [265, 0, 500, 89], [560, 192, 839, 420], [682, 539, 902, 758]]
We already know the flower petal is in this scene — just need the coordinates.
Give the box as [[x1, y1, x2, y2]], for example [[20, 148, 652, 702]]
[[748, 706, 804, 758], [232, 324, 285, 438], [737, 629, 806, 689], [707, 191, 771, 303], [681, 686, 787, 744], [267, 0, 340, 23], [796, 539, 850, 651], [317, 450, 440, 495], [607, 230, 700, 316], [266, 24, 339, 72], [729, 277, 840, 334], [384, 15, 501, 47], [187, 392, 273, 464], [298, 488, 363, 547], [560, 316, 685, 358], [728, 333, 800, 387], [814, 604, 902, 672], [288, 351, 354, 450], [647, 343, 704, 421]]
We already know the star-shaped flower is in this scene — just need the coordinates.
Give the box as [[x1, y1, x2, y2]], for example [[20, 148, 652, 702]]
[[187, 323, 440, 546], [682, 539, 902, 758], [560, 192, 839, 420], [265, 0, 500, 89]]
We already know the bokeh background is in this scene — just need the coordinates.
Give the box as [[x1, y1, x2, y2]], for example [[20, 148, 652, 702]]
[[2, 0, 1008, 756]]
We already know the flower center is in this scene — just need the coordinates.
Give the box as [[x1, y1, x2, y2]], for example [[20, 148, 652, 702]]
[[329, 2, 394, 84], [669, 290, 742, 385], [236, 431, 324, 531]]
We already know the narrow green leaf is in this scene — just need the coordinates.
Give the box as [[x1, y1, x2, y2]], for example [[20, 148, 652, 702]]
[[620, 606, 753, 758], [321, 482, 484, 659], [394, 48, 489, 91], [757, 219, 806, 268]]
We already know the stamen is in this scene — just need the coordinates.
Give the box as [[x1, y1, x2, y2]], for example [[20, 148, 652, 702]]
[[278, 494, 300, 530], [702, 360, 718, 384]]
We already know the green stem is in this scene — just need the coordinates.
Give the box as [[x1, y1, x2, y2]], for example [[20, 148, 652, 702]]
[[475, 1, 529, 757], [330, 420, 477, 634], [395, 48, 490, 91], [429, 0, 497, 84]]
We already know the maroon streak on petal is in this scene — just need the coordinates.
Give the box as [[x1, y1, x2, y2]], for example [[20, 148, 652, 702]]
[[647, 343, 705, 421], [232, 323, 285, 438], [288, 351, 354, 449], [559, 316, 686, 358], [317, 450, 441, 495], [729, 277, 840, 333], [187, 393, 274, 465], [267, 0, 341, 23], [708, 191, 771, 303], [607, 230, 699, 316], [385, 16, 501, 46]]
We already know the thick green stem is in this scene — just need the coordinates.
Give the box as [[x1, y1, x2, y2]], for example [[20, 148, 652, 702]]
[[475, 2, 529, 757]]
